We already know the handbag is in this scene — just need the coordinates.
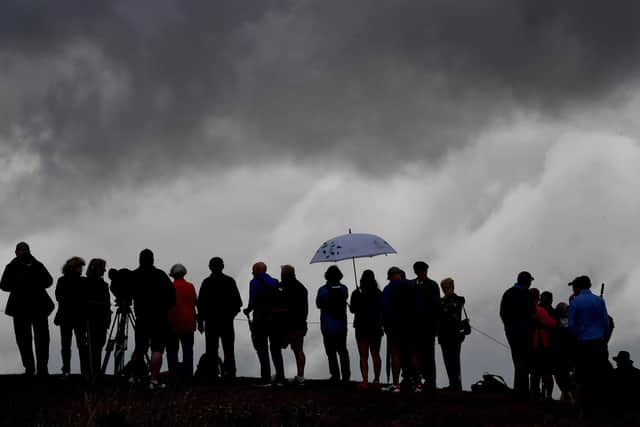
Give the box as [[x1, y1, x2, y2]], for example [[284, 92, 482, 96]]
[[459, 306, 472, 336]]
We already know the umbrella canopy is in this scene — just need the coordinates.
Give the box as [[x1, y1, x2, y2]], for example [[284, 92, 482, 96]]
[[310, 232, 397, 264]]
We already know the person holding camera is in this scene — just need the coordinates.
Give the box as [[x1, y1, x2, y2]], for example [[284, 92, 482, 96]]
[[0, 242, 54, 378], [438, 277, 467, 391]]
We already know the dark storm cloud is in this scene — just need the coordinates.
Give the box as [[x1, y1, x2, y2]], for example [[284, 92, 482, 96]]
[[2, 0, 640, 234]]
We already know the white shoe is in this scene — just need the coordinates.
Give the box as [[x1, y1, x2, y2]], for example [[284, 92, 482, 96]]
[[294, 376, 305, 385], [149, 380, 166, 390]]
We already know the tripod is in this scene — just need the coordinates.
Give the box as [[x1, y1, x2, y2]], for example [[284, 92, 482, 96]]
[[101, 304, 149, 375]]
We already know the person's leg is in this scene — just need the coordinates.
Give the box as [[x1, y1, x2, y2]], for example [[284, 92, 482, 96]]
[[508, 335, 529, 396], [370, 335, 382, 384], [181, 332, 194, 377], [166, 332, 179, 378], [290, 333, 306, 378], [268, 328, 285, 382], [90, 323, 108, 378], [322, 332, 340, 380], [390, 339, 402, 386], [204, 321, 222, 379], [357, 338, 370, 384], [251, 322, 271, 382], [60, 324, 72, 374], [13, 317, 35, 375], [220, 319, 236, 378], [74, 323, 90, 376], [441, 340, 454, 388], [32, 316, 50, 376], [149, 325, 168, 384], [423, 334, 436, 390], [451, 339, 462, 390], [336, 331, 350, 382]]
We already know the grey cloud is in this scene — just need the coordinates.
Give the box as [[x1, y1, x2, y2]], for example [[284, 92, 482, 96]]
[[2, 0, 640, 237]]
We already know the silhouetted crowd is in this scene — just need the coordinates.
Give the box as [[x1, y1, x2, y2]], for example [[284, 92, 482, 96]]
[[500, 271, 637, 417], [1, 242, 636, 413]]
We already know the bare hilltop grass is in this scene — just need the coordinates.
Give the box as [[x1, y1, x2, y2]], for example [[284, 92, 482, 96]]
[[0, 375, 631, 427]]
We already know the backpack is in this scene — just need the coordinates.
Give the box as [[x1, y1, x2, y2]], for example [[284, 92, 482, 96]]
[[326, 285, 347, 321], [471, 373, 511, 394]]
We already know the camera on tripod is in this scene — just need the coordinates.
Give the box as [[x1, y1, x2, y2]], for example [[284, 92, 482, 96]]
[[108, 268, 134, 312]]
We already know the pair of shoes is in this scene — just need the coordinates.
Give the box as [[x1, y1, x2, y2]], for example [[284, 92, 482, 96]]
[[293, 376, 305, 386], [149, 379, 166, 390], [414, 383, 423, 393], [384, 384, 401, 393]]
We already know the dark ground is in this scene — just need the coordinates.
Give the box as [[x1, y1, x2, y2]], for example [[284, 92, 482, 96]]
[[0, 375, 635, 427]]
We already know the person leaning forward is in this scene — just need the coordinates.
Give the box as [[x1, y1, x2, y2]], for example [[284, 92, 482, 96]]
[[197, 257, 242, 381], [0, 242, 54, 377]]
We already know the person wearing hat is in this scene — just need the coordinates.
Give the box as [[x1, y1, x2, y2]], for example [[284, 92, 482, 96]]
[[316, 265, 351, 384], [0, 242, 54, 377], [500, 271, 536, 397], [167, 263, 197, 382], [411, 261, 441, 391], [568, 275, 612, 414], [612, 350, 640, 409]]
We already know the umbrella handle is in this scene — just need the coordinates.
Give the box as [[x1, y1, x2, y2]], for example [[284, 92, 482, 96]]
[[352, 257, 358, 289]]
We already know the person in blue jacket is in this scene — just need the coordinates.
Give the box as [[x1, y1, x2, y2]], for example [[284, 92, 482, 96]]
[[244, 261, 286, 385], [316, 265, 350, 383], [568, 275, 612, 414]]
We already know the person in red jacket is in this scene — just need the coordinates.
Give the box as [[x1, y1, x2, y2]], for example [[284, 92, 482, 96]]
[[167, 264, 197, 382], [529, 288, 557, 399]]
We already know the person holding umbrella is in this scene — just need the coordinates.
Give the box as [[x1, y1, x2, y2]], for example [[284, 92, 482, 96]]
[[316, 265, 350, 383]]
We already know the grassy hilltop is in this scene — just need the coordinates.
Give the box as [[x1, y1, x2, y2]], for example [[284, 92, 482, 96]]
[[0, 375, 631, 427]]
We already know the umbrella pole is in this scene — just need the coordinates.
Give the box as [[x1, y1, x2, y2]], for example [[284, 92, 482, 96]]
[[351, 257, 358, 288]]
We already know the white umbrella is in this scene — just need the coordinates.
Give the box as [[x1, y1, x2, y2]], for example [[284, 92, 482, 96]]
[[309, 230, 397, 285]]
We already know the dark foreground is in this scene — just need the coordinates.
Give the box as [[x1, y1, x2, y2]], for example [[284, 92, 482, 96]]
[[0, 375, 634, 427]]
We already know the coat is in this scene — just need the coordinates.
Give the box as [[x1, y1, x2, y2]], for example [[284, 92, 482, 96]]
[[131, 266, 176, 322], [86, 275, 112, 330], [197, 272, 242, 322], [0, 255, 54, 318], [532, 305, 557, 349], [54, 273, 88, 326], [169, 278, 197, 333]]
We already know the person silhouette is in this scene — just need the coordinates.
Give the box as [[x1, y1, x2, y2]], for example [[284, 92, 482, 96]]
[[197, 257, 242, 381], [54, 257, 90, 376], [131, 249, 176, 389], [0, 242, 54, 377], [500, 271, 536, 397]]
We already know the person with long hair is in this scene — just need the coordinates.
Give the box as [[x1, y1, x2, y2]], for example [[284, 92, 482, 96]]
[[54, 256, 90, 376], [350, 270, 383, 389], [85, 258, 111, 378], [529, 288, 557, 399]]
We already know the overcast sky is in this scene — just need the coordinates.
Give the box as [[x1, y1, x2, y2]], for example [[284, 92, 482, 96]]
[[2, 1, 640, 387]]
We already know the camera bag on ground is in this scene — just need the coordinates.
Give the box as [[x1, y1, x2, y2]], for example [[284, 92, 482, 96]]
[[471, 373, 511, 394]]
